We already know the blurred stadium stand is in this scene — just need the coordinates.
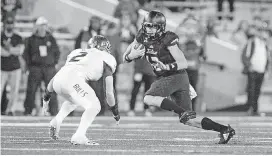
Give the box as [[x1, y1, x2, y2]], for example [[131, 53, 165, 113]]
[[8, 0, 272, 114]]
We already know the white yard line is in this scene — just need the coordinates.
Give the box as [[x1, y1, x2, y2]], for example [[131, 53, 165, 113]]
[[2, 116, 272, 121], [0, 123, 102, 127], [1, 148, 144, 152]]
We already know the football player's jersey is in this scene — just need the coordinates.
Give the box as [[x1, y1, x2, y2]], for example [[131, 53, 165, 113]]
[[136, 29, 179, 77], [64, 48, 116, 81]]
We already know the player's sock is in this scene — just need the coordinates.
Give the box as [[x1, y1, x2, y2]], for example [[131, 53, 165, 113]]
[[55, 101, 77, 124], [201, 117, 228, 132], [75, 107, 99, 136], [109, 104, 119, 116], [160, 98, 185, 115]]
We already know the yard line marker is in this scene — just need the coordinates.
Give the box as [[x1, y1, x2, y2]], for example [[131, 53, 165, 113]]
[[2, 123, 271, 134], [0, 123, 103, 127], [148, 145, 272, 148], [92, 138, 218, 141], [238, 123, 272, 127], [1, 148, 143, 152], [2, 116, 272, 121]]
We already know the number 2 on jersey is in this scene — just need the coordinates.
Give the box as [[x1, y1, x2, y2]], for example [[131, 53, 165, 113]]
[[69, 51, 88, 62]]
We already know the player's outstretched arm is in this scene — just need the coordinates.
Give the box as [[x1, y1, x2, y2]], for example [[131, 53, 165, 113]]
[[105, 75, 120, 125], [42, 77, 54, 115], [105, 75, 115, 107], [123, 40, 145, 63]]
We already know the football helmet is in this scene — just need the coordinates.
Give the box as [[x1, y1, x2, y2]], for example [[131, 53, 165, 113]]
[[88, 35, 111, 53], [142, 10, 166, 40]]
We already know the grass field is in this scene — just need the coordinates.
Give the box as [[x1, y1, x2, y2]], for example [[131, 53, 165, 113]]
[[1, 115, 272, 155]]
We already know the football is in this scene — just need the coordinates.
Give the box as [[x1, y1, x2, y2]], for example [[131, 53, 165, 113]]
[[134, 43, 145, 50]]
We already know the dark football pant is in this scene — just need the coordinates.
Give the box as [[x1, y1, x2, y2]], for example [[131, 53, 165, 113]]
[[217, 0, 235, 21], [247, 72, 265, 113], [129, 73, 156, 111], [145, 70, 192, 111], [186, 69, 199, 111], [1, 83, 8, 114], [24, 66, 58, 115]]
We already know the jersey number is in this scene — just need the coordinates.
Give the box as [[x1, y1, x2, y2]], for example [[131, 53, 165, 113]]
[[69, 52, 88, 62]]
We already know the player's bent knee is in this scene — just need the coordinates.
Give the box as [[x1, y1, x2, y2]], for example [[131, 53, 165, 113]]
[[92, 99, 101, 114], [144, 95, 164, 107], [143, 95, 152, 105]]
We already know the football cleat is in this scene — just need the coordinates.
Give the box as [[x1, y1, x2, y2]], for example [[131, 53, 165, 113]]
[[71, 135, 99, 146], [49, 126, 59, 140], [179, 111, 196, 124], [218, 124, 236, 144], [71, 140, 99, 146], [113, 114, 120, 125]]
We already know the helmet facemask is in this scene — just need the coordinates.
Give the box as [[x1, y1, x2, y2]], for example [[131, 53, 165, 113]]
[[142, 22, 165, 40]]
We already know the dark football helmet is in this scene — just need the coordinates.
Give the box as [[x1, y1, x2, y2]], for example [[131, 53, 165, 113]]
[[88, 35, 111, 53], [142, 10, 166, 40]]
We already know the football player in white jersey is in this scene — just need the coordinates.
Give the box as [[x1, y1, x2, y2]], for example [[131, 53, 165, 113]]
[[42, 35, 120, 145]]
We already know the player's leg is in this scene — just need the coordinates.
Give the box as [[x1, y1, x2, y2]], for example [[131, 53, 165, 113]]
[[49, 100, 77, 140], [47, 74, 78, 140], [143, 73, 195, 119], [69, 81, 101, 145], [184, 117, 235, 144], [172, 73, 235, 144]]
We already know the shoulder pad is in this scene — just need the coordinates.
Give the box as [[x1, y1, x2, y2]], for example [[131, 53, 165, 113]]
[[163, 31, 179, 46], [135, 28, 145, 44]]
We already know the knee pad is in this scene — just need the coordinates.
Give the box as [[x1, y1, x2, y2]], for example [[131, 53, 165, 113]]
[[144, 95, 163, 107], [143, 95, 151, 105]]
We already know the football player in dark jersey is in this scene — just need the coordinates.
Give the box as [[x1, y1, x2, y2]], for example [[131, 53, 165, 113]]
[[123, 10, 235, 144]]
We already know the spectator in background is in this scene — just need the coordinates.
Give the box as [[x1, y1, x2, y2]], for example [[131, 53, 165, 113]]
[[206, 16, 219, 38], [105, 22, 122, 89], [231, 20, 250, 96], [120, 14, 137, 45], [176, 16, 206, 111], [231, 20, 250, 48], [1, 0, 22, 22], [75, 16, 102, 49], [137, 0, 153, 11], [127, 59, 156, 117], [1, 17, 24, 116], [242, 25, 271, 116], [23, 16, 60, 116], [1, 84, 9, 115], [114, 0, 139, 26], [217, 0, 235, 21]]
